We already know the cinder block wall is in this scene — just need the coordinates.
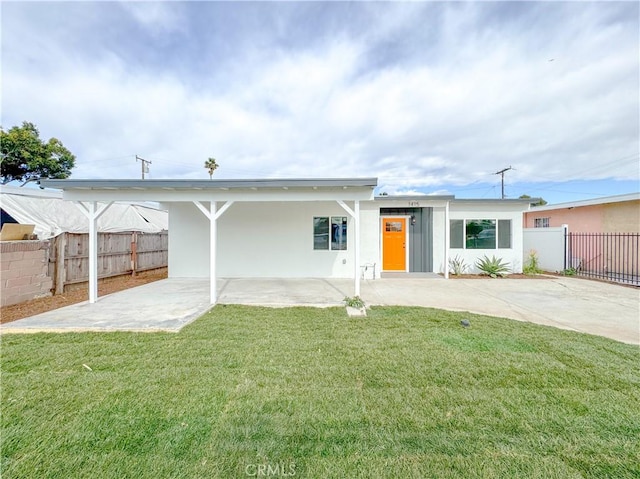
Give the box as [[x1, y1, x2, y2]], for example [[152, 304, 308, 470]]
[[1, 241, 53, 307]]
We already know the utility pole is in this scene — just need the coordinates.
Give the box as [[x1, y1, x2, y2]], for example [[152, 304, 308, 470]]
[[495, 166, 512, 199], [136, 155, 152, 180]]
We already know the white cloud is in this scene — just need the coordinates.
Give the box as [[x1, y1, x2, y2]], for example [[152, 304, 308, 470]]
[[118, 2, 187, 36], [1, 2, 637, 195]]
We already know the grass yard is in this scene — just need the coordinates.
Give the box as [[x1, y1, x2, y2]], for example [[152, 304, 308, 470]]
[[2, 305, 639, 478]]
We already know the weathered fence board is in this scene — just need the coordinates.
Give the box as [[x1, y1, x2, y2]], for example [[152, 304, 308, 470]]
[[48, 231, 168, 292]]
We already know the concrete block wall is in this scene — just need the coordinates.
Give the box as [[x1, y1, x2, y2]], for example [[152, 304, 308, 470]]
[[1, 241, 53, 307]]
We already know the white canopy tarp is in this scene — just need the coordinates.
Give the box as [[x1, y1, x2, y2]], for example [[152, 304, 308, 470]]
[[0, 186, 167, 238]]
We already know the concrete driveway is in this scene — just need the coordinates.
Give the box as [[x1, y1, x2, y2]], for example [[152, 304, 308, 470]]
[[2, 276, 638, 345], [361, 276, 639, 345]]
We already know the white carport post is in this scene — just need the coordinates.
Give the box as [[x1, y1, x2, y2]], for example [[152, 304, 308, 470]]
[[444, 200, 450, 279], [73, 201, 114, 303], [210, 201, 217, 304], [337, 200, 361, 297], [193, 200, 234, 305]]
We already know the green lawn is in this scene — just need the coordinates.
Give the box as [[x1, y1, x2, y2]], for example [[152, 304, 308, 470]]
[[2, 306, 639, 478]]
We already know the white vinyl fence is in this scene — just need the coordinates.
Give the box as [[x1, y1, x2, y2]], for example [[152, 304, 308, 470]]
[[523, 226, 568, 272]]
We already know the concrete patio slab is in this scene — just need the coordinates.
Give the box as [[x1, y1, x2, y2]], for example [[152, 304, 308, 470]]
[[2, 276, 638, 345], [1, 279, 212, 333], [217, 278, 351, 307]]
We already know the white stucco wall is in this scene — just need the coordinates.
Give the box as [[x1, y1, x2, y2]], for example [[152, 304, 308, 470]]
[[167, 202, 210, 277], [448, 202, 526, 274], [167, 199, 528, 278], [218, 201, 355, 277], [432, 206, 447, 275], [359, 202, 382, 279], [168, 201, 362, 278]]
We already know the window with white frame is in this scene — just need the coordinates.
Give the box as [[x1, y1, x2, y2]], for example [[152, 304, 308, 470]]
[[450, 219, 512, 249], [313, 216, 347, 250], [534, 217, 550, 228]]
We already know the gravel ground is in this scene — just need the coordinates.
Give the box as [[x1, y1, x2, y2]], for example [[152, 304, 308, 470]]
[[1, 268, 168, 324]]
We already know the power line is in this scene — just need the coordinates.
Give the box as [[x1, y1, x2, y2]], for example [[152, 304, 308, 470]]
[[494, 166, 513, 199], [135, 155, 152, 180]]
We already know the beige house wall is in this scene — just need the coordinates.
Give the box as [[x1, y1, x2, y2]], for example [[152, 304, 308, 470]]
[[525, 199, 639, 233], [602, 200, 640, 233]]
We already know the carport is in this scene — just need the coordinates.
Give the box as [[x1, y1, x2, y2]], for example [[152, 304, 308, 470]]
[[39, 178, 377, 305]]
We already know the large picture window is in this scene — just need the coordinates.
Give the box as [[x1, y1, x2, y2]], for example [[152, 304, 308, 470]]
[[449, 219, 512, 250], [466, 219, 496, 249], [314, 216, 347, 250]]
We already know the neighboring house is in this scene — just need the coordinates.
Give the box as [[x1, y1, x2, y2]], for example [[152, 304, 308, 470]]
[[524, 193, 640, 233], [40, 178, 533, 304], [523, 193, 640, 284]]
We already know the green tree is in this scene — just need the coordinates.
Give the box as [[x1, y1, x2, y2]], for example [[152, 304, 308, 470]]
[[1, 122, 76, 185], [204, 157, 219, 179], [519, 194, 547, 206]]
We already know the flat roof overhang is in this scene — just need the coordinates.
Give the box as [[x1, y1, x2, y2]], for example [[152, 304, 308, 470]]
[[39, 178, 378, 202], [375, 195, 455, 208]]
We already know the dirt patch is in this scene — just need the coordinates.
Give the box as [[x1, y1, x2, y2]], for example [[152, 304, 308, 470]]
[[1, 268, 168, 324]]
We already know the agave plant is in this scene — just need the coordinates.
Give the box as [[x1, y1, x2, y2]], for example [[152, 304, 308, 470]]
[[475, 255, 510, 278], [448, 255, 469, 275]]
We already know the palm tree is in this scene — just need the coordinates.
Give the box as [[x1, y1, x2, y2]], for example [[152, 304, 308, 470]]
[[204, 158, 219, 179]]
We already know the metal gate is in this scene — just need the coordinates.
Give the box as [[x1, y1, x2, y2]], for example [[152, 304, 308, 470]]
[[566, 232, 639, 286]]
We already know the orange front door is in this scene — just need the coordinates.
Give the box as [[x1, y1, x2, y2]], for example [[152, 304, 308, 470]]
[[382, 217, 406, 271]]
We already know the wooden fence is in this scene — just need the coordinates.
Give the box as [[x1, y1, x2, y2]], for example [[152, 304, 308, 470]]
[[48, 231, 168, 294]]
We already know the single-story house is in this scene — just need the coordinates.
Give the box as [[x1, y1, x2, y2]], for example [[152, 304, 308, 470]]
[[524, 193, 640, 233], [40, 178, 533, 304]]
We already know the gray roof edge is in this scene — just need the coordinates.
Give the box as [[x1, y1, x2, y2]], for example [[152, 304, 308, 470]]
[[40, 177, 378, 189], [375, 195, 536, 203], [529, 192, 640, 211], [375, 195, 455, 201], [452, 198, 539, 203]]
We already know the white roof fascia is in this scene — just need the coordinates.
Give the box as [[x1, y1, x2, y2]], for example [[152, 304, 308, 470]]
[[39, 178, 377, 203], [40, 178, 377, 189], [529, 192, 640, 212]]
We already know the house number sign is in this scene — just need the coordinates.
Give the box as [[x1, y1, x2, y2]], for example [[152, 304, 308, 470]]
[[408, 201, 420, 207]]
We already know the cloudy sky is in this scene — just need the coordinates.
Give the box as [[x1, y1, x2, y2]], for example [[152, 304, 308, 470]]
[[2, 1, 638, 203]]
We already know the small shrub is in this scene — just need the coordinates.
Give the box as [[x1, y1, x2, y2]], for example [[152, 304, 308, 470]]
[[562, 267, 578, 276], [448, 255, 469, 275], [523, 250, 543, 275], [344, 296, 365, 309], [476, 255, 510, 278]]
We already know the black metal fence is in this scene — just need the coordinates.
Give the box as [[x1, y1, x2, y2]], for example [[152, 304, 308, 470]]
[[566, 232, 639, 286]]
